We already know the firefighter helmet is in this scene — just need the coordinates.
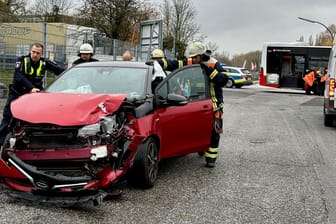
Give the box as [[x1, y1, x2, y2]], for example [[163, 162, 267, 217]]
[[151, 49, 164, 59], [184, 42, 206, 58], [79, 43, 93, 54], [205, 49, 212, 57]]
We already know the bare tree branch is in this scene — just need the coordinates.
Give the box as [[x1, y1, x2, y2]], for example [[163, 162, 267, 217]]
[[160, 0, 202, 57], [30, 0, 77, 17], [78, 0, 157, 41]]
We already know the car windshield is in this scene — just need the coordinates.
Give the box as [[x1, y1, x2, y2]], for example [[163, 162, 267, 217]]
[[240, 69, 251, 74], [46, 66, 148, 95]]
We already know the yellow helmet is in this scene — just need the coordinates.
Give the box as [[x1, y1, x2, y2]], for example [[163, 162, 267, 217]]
[[151, 49, 165, 59], [184, 42, 206, 58]]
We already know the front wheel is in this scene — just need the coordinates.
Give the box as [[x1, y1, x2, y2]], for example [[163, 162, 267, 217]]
[[128, 137, 159, 189], [226, 79, 234, 88]]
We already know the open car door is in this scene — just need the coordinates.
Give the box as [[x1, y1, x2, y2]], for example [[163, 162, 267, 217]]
[[154, 65, 213, 158]]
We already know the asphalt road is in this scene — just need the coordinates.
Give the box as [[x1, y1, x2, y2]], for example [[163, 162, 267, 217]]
[[0, 85, 335, 224]]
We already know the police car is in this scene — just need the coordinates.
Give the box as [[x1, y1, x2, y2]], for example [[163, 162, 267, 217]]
[[222, 66, 253, 88]]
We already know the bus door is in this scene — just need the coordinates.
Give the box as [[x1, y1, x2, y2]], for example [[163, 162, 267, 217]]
[[294, 55, 305, 88], [280, 54, 306, 88], [279, 55, 296, 87]]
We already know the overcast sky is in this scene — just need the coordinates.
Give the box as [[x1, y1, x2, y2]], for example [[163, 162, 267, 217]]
[[154, 0, 335, 56]]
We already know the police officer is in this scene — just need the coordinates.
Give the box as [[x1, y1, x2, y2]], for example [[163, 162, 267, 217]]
[[0, 42, 64, 145], [153, 42, 228, 168], [72, 43, 98, 65]]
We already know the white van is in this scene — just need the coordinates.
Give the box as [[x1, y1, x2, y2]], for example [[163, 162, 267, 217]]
[[324, 41, 336, 127]]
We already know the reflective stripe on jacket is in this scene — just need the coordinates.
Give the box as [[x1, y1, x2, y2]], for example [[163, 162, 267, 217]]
[[24, 57, 46, 76]]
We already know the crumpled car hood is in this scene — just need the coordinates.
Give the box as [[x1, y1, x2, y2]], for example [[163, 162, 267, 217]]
[[11, 93, 128, 126]]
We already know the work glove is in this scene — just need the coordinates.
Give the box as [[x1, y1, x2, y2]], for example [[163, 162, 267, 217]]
[[145, 59, 154, 66], [214, 110, 223, 134]]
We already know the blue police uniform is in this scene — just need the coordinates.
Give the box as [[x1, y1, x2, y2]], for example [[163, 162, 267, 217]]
[[0, 55, 64, 145]]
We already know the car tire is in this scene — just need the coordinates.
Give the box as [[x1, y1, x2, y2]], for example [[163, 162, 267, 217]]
[[324, 113, 334, 127], [128, 137, 159, 189], [226, 79, 234, 88]]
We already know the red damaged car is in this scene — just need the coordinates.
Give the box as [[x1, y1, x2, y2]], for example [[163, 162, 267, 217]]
[[0, 61, 213, 206]]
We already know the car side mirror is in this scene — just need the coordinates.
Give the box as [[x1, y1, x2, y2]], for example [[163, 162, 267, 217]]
[[157, 93, 188, 107], [167, 93, 188, 105]]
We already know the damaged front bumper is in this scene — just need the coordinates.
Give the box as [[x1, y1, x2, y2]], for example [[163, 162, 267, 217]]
[[0, 152, 125, 206]]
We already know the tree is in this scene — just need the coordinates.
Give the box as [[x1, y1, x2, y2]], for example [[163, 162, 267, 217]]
[[317, 24, 335, 46], [308, 35, 314, 46], [305, 24, 336, 46], [29, 0, 77, 22], [0, 0, 26, 21], [78, 0, 157, 42], [297, 35, 304, 42], [206, 42, 219, 54], [160, 0, 202, 58], [215, 50, 261, 70], [215, 51, 232, 66]]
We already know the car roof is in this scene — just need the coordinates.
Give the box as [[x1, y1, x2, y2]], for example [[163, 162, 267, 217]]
[[74, 61, 150, 69], [222, 66, 245, 70]]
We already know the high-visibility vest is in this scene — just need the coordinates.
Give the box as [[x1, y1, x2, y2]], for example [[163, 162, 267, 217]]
[[24, 57, 46, 76], [187, 57, 217, 67], [187, 58, 192, 65], [321, 74, 327, 82], [207, 57, 218, 68], [303, 71, 315, 87]]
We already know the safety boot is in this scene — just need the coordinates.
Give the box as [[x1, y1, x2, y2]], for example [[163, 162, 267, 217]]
[[205, 157, 216, 168]]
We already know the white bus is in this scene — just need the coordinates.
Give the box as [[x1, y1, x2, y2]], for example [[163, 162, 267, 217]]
[[259, 42, 331, 89]]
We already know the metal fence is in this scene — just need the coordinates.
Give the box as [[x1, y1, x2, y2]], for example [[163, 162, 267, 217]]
[[0, 22, 144, 97]]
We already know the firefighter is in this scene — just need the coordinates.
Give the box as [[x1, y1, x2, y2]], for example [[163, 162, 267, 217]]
[[150, 48, 169, 71], [72, 43, 98, 65], [303, 69, 323, 95], [0, 42, 65, 145], [149, 49, 167, 90], [202, 49, 226, 72], [303, 70, 316, 95], [151, 41, 228, 167], [151, 48, 165, 60]]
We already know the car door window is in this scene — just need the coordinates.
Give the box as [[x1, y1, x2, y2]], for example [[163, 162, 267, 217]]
[[229, 68, 239, 73], [156, 66, 207, 102]]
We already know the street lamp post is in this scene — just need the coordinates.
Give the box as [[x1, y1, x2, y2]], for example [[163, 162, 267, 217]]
[[298, 17, 334, 43]]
